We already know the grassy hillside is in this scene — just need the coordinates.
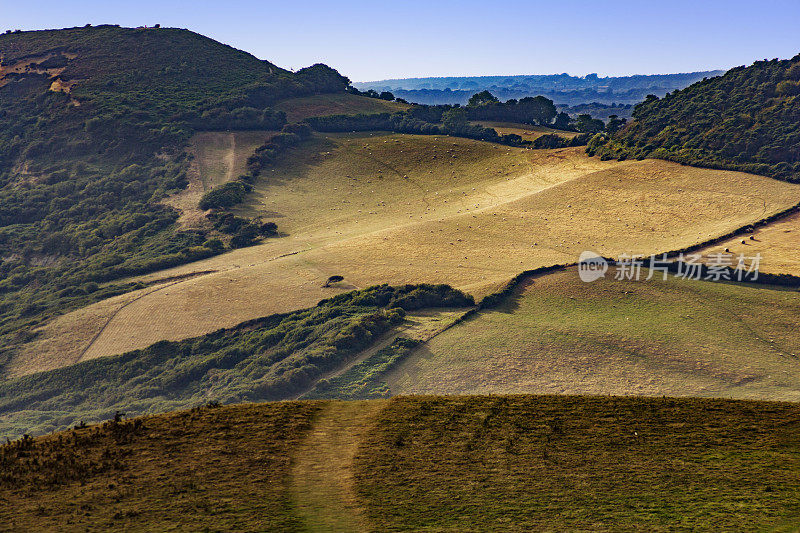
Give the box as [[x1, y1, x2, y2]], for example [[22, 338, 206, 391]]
[[0, 401, 322, 532], [356, 396, 800, 531], [15, 134, 799, 370], [3, 396, 800, 531], [589, 54, 800, 181], [388, 267, 800, 400], [0, 25, 354, 369], [0, 284, 472, 438]]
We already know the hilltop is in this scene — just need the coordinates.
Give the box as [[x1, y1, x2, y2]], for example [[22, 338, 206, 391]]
[[0, 25, 387, 368], [589, 54, 800, 182]]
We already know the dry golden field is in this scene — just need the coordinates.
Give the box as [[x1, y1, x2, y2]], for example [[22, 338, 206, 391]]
[[12, 133, 800, 374], [387, 267, 800, 401], [699, 211, 800, 276]]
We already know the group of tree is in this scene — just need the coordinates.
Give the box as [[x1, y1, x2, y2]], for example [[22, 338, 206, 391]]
[[588, 55, 800, 182]]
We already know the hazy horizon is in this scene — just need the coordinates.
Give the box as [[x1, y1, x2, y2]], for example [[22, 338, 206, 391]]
[[3, 0, 799, 82]]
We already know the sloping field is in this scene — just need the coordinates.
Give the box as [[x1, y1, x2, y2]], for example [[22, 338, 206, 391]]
[[274, 93, 409, 122], [388, 267, 800, 401], [163, 130, 276, 228], [3, 396, 800, 531], [699, 210, 800, 276], [13, 134, 800, 372]]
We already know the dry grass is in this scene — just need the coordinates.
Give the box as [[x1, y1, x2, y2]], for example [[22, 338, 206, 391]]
[[473, 120, 580, 140], [163, 131, 276, 229], [699, 211, 800, 275], [274, 93, 410, 122], [0, 402, 322, 532], [16, 133, 800, 371], [5, 396, 800, 531], [289, 400, 386, 531], [388, 267, 800, 401], [355, 395, 800, 532]]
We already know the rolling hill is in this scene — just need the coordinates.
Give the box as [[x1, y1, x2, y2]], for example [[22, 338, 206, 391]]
[[8, 134, 798, 375], [589, 54, 800, 182], [0, 25, 399, 370]]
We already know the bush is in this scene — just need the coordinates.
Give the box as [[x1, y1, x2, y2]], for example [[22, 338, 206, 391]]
[[198, 181, 251, 210]]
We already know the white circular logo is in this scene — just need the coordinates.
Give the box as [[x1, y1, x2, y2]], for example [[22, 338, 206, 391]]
[[578, 251, 608, 282]]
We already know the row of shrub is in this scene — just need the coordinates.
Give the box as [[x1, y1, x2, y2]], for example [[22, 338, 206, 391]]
[[197, 122, 313, 212], [0, 283, 473, 438]]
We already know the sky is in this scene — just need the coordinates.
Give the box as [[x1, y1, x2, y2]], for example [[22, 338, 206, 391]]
[[3, 0, 800, 81]]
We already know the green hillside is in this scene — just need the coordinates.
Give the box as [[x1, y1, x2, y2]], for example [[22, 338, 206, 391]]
[[0, 25, 349, 368], [589, 54, 800, 182]]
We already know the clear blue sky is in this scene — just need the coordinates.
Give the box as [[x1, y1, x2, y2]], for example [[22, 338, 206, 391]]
[[3, 0, 799, 81]]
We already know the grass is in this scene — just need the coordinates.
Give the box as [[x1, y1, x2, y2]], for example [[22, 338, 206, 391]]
[[4, 395, 800, 531], [0, 284, 470, 438], [0, 402, 322, 532], [699, 211, 800, 276], [274, 93, 409, 122], [354, 395, 800, 532], [387, 267, 800, 400], [17, 133, 800, 369]]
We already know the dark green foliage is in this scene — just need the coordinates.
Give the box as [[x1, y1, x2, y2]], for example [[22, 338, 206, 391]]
[[192, 107, 286, 131], [198, 181, 252, 210], [305, 111, 525, 147], [591, 55, 800, 181], [531, 133, 592, 149], [0, 284, 471, 438], [467, 90, 500, 107], [465, 94, 557, 126], [574, 113, 605, 133]]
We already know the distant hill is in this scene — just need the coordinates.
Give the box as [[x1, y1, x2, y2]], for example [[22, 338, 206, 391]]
[[355, 71, 725, 106], [589, 55, 800, 182], [0, 25, 352, 367]]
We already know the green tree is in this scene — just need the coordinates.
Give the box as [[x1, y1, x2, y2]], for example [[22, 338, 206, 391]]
[[468, 90, 500, 107], [442, 108, 468, 130]]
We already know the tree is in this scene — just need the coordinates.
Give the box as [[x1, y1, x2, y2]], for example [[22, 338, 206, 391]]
[[606, 114, 627, 134], [553, 112, 571, 130], [442, 108, 468, 130], [467, 90, 500, 107], [575, 114, 605, 134]]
